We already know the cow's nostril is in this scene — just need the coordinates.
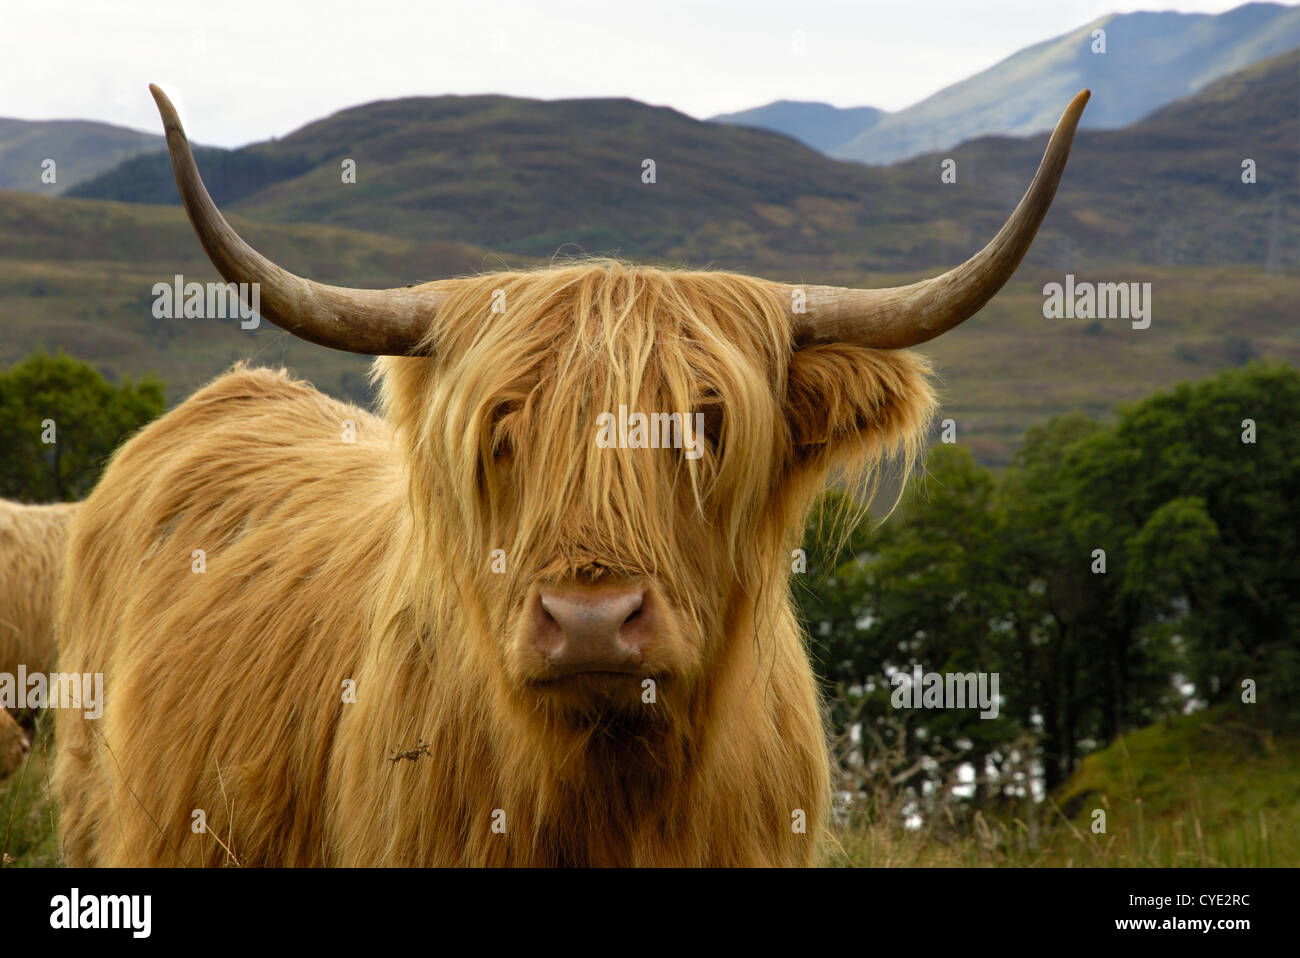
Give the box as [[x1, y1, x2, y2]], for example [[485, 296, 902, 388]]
[[534, 582, 649, 676]]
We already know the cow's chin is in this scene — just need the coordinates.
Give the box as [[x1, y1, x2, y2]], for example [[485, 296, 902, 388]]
[[528, 670, 663, 718]]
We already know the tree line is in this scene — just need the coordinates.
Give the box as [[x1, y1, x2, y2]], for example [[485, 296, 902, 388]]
[[797, 361, 1298, 816]]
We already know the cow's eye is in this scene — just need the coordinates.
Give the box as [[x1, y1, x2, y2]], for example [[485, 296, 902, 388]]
[[696, 396, 725, 457]]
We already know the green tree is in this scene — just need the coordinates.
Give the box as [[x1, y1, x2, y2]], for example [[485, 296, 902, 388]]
[[1069, 363, 1300, 721], [1001, 412, 1179, 791], [798, 362, 1300, 816], [799, 447, 1027, 812], [0, 352, 164, 502]]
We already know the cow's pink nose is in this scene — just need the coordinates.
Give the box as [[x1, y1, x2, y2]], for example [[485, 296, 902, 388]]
[[533, 583, 651, 676]]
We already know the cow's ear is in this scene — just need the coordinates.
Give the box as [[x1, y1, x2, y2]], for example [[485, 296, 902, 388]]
[[784, 344, 936, 466]]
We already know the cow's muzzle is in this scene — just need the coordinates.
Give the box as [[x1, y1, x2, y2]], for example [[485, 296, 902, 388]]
[[529, 580, 654, 678]]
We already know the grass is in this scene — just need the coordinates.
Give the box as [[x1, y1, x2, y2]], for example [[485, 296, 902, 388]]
[[1043, 707, 1296, 866], [0, 714, 60, 867], [830, 705, 1297, 867], [6, 705, 1293, 868]]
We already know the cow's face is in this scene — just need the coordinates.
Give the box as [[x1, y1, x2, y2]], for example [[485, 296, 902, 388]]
[[381, 264, 935, 719]]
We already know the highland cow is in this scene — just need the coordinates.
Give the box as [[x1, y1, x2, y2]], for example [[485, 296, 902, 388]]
[[1, 499, 77, 775], [53, 85, 1087, 866]]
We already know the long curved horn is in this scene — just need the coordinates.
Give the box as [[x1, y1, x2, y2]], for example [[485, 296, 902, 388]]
[[149, 84, 439, 355], [787, 89, 1090, 349]]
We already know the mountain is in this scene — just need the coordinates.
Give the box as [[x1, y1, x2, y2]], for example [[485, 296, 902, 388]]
[[710, 100, 885, 153], [832, 1, 1300, 165], [0, 118, 164, 194], [11, 51, 1298, 465], [73, 94, 883, 270], [70, 48, 1299, 276], [893, 48, 1299, 272]]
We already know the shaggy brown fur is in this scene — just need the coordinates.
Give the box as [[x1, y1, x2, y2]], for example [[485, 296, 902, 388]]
[[54, 262, 935, 866], [0, 499, 76, 676], [1, 499, 77, 775]]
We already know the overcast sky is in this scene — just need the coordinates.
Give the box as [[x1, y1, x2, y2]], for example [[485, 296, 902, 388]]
[[1, 0, 1266, 147]]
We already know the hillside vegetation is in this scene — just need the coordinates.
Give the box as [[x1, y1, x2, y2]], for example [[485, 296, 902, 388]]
[[3, 192, 1294, 462], [0, 192, 504, 407], [834, 706, 1297, 866], [1049, 706, 1295, 866], [69, 50, 1299, 274], [0, 117, 162, 194]]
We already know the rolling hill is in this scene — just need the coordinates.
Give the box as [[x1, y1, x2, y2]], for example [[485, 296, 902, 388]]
[[831, 1, 1300, 165], [68, 47, 1300, 279], [0, 191, 501, 406], [0, 118, 164, 194]]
